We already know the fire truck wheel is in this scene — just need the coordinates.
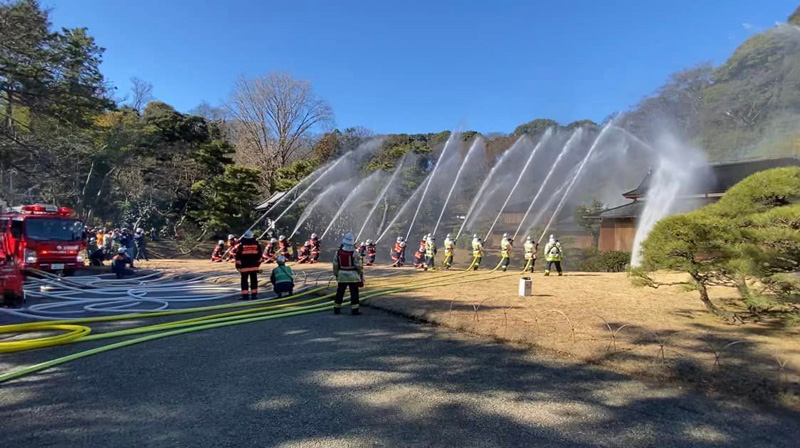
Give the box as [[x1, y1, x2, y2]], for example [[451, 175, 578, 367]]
[[3, 292, 23, 308]]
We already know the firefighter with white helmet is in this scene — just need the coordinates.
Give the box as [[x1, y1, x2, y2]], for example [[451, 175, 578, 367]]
[[262, 238, 277, 263], [424, 234, 436, 271], [391, 236, 406, 267], [544, 234, 563, 276], [235, 230, 263, 299], [309, 233, 321, 263], [500, 233, 513, 272], [277, 234, 291, 260], [332, 232, 364, 315], [211, 240, 226, 262], [365, 239, 377, 266], [443, 233, 455, 269], [523, 236, 538, 273], [471, 235, 484, 270]]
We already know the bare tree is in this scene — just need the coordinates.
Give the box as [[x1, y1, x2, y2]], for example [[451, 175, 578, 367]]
[[129, 77, 155, 113], [226, 72, 334, 184]]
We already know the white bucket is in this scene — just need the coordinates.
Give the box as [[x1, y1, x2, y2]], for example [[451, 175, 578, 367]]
[[518, 277, 532, 297]]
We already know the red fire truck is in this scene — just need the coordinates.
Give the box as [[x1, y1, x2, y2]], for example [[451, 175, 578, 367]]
[[0, 228, 24, 307], [0, 204, 86, 276]]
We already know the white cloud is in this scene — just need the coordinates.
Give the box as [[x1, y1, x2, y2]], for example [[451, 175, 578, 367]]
[[742, 22, 755, 30]]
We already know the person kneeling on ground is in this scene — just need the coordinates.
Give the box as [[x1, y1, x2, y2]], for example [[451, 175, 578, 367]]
[[111, 247, 133, 279], [332, 232, 363, 315], [211, 240, 226, 262], [270, 256, 294, 298], [235, 230, 262, 300]]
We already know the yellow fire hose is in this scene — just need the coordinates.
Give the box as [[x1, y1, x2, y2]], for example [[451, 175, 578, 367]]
[[0, 271, 517, 383]]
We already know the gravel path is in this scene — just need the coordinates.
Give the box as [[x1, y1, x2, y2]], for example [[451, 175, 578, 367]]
[[1, 308, 798, 447]]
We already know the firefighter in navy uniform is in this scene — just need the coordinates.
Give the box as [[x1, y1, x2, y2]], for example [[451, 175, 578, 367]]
[[332, 232, 364, 315], [234, 230, 262, 300]]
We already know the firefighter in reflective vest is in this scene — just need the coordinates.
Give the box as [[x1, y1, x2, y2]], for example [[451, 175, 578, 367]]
[[296, 241, 311, 263], [544, 234, 563, 276], [443, 233, 455, 269], [262, 238, 277, 263], [309, 233, 321, 263], [235, 230, 262, 300], [332, 232, 363, 315], [424, 234, 436, 271], [471, 234, 483, 270], [391, 237, 406, 267], [365, 239, 377, 266], [277, 235, 291, 260], [413, 237, 427, 268], [500, 233, 513, 272], [270, 255, 294, 298], [523, 236, 538, 273], [211, 240, 225, 262]]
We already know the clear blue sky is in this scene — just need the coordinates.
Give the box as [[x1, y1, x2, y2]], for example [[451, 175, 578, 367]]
[[46, 0, 797, 134]]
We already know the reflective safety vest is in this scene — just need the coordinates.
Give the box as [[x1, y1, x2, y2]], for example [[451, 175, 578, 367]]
[[472, 239, 483, 257], [392, 242, 404, 256], [270, 264, 294, 285], [333, 249, 363, 283], [500, 238, 512, 258], [524, 241, 536, 260], [426, 238, 436, 256], [545, 241, 563, 262], [444, 238, 455, 256]]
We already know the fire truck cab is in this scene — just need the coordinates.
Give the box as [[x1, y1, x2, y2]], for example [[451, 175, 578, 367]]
[[0, 204, 86, 276]]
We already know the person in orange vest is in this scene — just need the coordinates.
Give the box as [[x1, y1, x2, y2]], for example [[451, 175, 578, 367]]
[[297, 241, 311, 263], [391, 237, 406, 267], [332, 232, 363, 315], [413, 237, 427, 268], [309, 233, 321, 263], [277, 235, 291, 261], [222, 234, 238, 262], [211, 240, 226, 262], [261, 238, 277, 264], [234, 230, 262, 300], [365, 239, 377, 266]]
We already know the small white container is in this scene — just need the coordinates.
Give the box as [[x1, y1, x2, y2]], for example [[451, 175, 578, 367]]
[[518, 277, 532, 297]]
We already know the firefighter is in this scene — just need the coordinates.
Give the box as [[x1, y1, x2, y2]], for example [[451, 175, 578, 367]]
[[111, 247, 132, 279], [211, 240, 226, 262], [262, 238, 277, 263], [413, 236, 427, 268], [88, 238, 105, 266], [391, 237, 406, 267], [134, 228, 149, 261], [500, 233, 514, 272], [309, 233, 321, 263], [365, 239, 377, 266], [277, 235, 291, 261], [332, 232, 363, 315], [270, 255, 294, 298], [297, 241, 311, 263], [357, 241, 367, 262], [235, 230, 263, 300], [1, 233, 24, 308], [442, 233, 455, 269], [425, 234, 436, 271], [523, 236, 538, 273], [222, 234, 238, 262], [471, 234, 483, 270], [544, 234, 563, 276]]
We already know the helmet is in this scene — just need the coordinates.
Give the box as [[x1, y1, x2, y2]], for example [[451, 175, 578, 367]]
[[503, 233, 509, 238], [366, 239, 373, 245], [341, 232, 355, 248], [526, 236, 532, 241], [304, 241, 310, 246], [276, 255, 286, 264], [279, 235, 286, 241], [89, 238, 96, 244], [396, 237, 403, 243], [243, 230, 254, 239], [270, 238, 277, 243], [426, 233, 431, 238], [472, 234, 478, 239], [400, 241, 407, 247], [310, 233, 317, 239], [118, 247, 127, 254], [218, 240, 225, 245], [137, 228, 144, 234], [446, 233, 451, 239], [228, 234, 235, 240]]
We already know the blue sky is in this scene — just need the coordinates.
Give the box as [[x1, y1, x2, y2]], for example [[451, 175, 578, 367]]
[[46, 0, 797, 134]]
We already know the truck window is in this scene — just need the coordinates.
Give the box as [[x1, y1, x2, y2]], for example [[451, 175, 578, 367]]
[[11, 220, 22, 239], [24, 219, 83, 242]]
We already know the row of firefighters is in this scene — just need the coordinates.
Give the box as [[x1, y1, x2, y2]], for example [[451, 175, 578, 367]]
[[212, 232, 565, 275]]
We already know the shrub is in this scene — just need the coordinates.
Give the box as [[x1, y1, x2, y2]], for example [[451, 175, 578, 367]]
[[579, 249, 630, 272]]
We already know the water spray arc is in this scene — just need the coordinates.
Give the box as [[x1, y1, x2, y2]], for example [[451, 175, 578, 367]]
[[432, 137, 483, 237], [289, 179, 349, 239], [376, 173, 431, 244], [321, 172, 382, 240], [537, 122, 614, 243], [405, 132, 460, 241], [356, 156, 407, 242], [512, 128, 582, 240], [483, 129, 552, 241], [455, 134, 526, 240]]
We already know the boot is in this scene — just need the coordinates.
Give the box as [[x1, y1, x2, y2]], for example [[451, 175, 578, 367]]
[[250, 293, 258, 300], [333, 307, 341, 315], [351, 308, 361, 315], [558, 272, 563, 276], [544, 270, 550, 276]]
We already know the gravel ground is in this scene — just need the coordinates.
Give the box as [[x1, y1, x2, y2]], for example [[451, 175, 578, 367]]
[[1, 307, 798, 447]]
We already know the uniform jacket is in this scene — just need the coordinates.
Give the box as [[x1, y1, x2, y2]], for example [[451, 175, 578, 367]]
[[235, 238, 263, 272]]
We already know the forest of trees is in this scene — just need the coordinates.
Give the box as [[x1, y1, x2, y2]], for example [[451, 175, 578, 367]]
[[2, 0, 799, 241]]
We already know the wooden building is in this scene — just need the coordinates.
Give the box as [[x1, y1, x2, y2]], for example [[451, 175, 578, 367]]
[[597, 157, 800, 252]]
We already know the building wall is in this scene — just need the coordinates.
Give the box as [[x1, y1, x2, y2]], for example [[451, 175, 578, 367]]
[[599, 218, 636, 252]]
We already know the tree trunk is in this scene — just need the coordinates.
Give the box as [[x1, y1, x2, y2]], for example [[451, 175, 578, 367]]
[[692, 273, 733, 319]]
